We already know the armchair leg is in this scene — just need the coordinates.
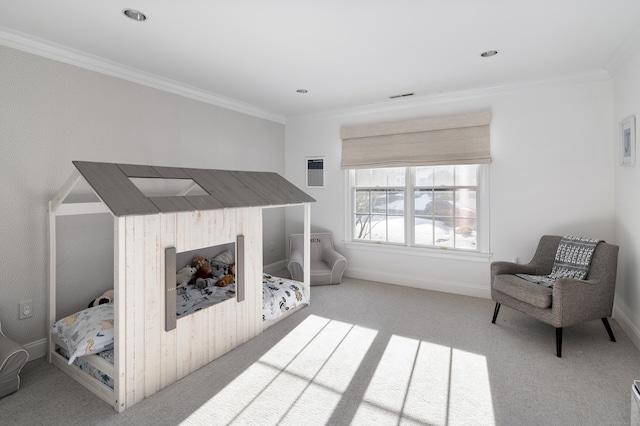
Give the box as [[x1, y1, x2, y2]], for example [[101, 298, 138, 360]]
[[492, 303, 501, 324], [602, 318, 616, 342], [556, 328, 562, 358]]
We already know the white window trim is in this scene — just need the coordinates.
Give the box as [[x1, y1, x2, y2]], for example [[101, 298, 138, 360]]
[[344, 165, 490, 258]]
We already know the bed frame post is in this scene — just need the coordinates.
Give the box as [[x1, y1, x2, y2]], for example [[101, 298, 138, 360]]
[[114, 216, 126, 412], [47, 200, 56, 364], [48, 170, 82, 363], [303, 203, 311, 294]]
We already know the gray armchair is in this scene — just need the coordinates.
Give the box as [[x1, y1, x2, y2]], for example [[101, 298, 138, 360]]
[[0, 321, 29, 399], [287, 232, 347, 285], [491, 235, 619, 357]]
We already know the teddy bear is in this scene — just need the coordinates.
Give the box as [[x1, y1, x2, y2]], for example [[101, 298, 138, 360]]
[[216, 274, 234, 287], [191, 255, 212, 279], [88, 289, 114, 308], [216, 262, 236, 287], [176, 265, 196, 289]]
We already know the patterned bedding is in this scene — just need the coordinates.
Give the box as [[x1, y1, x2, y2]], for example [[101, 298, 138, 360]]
[[262, 274, 309, 321], [54, 274, 307, 390], [177, 282, 236, 317], [177, 273, 309, 320], [56, 346, 114, 389]]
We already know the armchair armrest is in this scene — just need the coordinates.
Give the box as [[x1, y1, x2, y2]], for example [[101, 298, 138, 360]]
[[322, 247, 347, 270], [322, 247, 347, 284], [491, 261, 538, 278], [0, 333, 29, 399], [287, 248, 304, 282], [553, 278, 613, 326]]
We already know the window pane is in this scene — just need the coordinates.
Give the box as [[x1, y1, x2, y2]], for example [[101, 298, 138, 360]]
[[388, 216, 405, 243], [428, 191, 454, 220], [387, 190, 404, 214], [369, 215, 388, 242], [455, 165, 478, 186], [414, 217, 434, 246], [455, 189, 476, 218], [354, 214, 371, 240], [434, 166, 454, 186], [371, 167, 405, 187], [455, 219, 477, 249], [387, 168, 406, 186], [414, 188, 432, 215], [371, 190, 387, 214], [455, 189, 476, 248], [415, 167, 434, 186], [354, 169, 372, 187], [355, 189, 372, 214], [435, 227, 455, 248]]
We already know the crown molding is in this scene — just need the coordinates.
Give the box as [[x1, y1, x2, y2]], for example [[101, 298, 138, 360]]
[[290, 69, 612, 121], [605, 25, 640, 76], [0, 26, 286, 124]]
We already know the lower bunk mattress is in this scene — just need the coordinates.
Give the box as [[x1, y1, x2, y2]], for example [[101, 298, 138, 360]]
[[56, 346, 114, 389]]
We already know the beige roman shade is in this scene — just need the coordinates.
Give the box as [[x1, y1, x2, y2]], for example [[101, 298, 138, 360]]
[[340, 110, 491, 169]]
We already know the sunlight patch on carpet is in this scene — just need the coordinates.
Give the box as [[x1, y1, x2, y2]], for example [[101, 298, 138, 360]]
[[180, 315, 377, 425], [353, 336, 495, 425]]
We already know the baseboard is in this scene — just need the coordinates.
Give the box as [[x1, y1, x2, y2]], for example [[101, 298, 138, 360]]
[[613, 304, 640, 351], [263, 259, 288, 275], [24, 337, 48, 361], [344, 267, 491, 299]]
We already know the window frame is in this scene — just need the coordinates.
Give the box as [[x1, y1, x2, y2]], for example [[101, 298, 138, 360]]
[[345, 164, 490, 257]]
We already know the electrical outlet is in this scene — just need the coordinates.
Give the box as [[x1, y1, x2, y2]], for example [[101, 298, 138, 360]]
[[270, 241, 275, 252], [19, 299, 33, 320]]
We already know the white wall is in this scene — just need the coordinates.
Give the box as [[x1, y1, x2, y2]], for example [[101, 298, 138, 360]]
[[285, 77, 616, 298], [612, 52, 640, 348], [0, 45, 285, 347]]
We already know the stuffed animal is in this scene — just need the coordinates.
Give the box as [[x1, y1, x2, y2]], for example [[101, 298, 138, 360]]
[[176, 265, 196, 289], [216, 261, 236, 287], [88, 289, 114, 308], [195, 277, 215, 289], [191, 255, 212, 279], [216, 274, 234, 287]]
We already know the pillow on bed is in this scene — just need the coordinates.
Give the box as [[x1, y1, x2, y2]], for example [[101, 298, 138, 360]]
[[210, 250, 234, 267], [51, 303, 114, 365]]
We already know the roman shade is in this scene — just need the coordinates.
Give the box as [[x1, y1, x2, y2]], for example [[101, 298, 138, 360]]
[[340, 110, 491, 169]]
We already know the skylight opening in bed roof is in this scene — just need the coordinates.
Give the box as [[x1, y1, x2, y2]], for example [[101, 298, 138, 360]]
[[129, 178, 208, 197]]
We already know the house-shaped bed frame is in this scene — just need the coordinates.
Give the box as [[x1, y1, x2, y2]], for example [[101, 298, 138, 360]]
[[48, 161, 314, 412]]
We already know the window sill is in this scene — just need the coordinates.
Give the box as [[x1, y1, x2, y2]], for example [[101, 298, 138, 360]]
[[344, 241, 492, 263]]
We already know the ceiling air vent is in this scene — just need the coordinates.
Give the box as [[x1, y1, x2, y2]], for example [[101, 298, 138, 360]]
[[389, 92, 415, 99]]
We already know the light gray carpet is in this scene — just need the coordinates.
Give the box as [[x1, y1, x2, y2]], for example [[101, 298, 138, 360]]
[[2, 276, 639, 425]]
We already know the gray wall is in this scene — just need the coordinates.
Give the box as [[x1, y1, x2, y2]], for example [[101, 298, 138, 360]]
[[0, 45, 286, 346]]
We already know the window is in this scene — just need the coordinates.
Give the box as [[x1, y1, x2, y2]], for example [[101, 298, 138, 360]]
[[351, 165, 485, 251]]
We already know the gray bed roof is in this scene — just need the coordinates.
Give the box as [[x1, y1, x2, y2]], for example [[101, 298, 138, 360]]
[[73, 161, 315, 217]]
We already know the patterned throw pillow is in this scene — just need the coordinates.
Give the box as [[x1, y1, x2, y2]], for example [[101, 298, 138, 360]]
[[51, 303, 114, 364], [210, 250, 234, 267]]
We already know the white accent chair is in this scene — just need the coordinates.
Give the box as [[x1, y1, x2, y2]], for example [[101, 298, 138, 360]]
[[287, 233, 347, 285]]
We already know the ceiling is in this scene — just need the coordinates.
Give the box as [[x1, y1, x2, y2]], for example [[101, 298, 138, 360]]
[[1, 1, 640, 121]]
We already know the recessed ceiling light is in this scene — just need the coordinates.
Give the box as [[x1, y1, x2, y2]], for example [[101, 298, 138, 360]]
[[296, 89, 308, 94], [481, 50, 498, 57], [123, 9, 147, 21]]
